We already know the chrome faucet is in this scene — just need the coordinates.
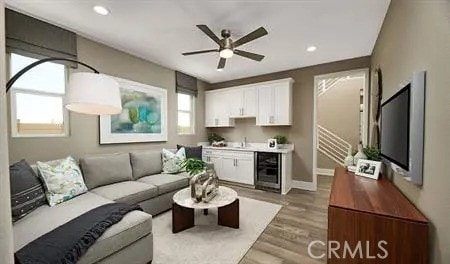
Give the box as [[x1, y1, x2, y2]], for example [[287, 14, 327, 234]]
[[241, 137, 247, 148]]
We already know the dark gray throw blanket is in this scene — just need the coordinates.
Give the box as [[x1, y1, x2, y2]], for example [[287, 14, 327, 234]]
[[15, 203, 143, 264]]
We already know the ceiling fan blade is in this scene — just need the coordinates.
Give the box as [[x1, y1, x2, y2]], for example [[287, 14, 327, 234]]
[[196, 25, 221, 45], [217, 58, 226, 70], [233, 27, 268, 47], [234, 49, 265, 61], [182, 49, 219, 56]]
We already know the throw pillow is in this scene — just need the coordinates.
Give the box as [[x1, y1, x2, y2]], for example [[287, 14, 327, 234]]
[[162, 148, 186, 174], [10, 160, 47, 222], [177, 145, 202, 160], [36, 156, 88, 206]]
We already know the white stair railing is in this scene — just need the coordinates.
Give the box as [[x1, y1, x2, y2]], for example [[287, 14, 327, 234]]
[[317, 125, 352, 166], [318, 77, 342, 96]]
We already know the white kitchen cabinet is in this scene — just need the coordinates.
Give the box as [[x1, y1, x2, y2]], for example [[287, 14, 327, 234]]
[[228, 87, 257, 118], [220, 156, 237, 182], [205, 78, 293, 127], [234, 155, 254, 185], [205, 91, 235, 127], [256, 79, 293, 126], [202, 149, 254, 185]]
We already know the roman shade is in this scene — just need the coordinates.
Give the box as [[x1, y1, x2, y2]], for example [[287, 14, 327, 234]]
[[176, 71, 198, 97], [5, 9, 77, 66]]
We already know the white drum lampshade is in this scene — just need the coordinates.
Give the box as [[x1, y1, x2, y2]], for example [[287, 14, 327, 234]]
[[65, 72, 122, 115]]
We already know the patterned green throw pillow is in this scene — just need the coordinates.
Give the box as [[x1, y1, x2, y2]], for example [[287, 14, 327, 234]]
[[36, 156, 88, 206], [162, 148, 186, 173]]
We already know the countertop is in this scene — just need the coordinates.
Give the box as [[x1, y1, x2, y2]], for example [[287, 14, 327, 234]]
[[200, 143, 294, 154]]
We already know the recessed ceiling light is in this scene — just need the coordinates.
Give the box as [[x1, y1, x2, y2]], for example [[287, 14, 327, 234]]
[[93, 5, 110, 16], [306, 46, 317, 52], [217, 68, 224, 72]]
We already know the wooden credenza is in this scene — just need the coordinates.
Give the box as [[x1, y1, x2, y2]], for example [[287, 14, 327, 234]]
[[328, 167, 429, 264]]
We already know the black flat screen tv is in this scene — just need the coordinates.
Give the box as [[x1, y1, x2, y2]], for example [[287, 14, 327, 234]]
[[380, 83, 411, 171]]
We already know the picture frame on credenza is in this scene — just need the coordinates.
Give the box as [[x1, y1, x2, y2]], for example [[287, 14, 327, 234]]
[[355, 159, 382, 180]]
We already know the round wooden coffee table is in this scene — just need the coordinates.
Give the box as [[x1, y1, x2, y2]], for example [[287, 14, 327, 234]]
[[172, 186, 239, 233]]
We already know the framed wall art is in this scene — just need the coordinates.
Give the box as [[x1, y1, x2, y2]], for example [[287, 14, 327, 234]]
[[99, 76, 168, 144]]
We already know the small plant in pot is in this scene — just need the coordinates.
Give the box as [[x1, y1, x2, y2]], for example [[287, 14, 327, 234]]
[[207, 133, 226, 147], [274, 135, 288, 148], [181, 158, 206, 176], [363, 146, 381, 161]]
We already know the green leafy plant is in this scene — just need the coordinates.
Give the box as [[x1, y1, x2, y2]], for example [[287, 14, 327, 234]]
[[207, 133, 225, 144], [181, 158, 206, 176], [274, 135, 288, 145], [363, 146, 381, 161]]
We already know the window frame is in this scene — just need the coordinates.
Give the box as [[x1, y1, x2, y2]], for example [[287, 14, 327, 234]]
[[8, 53, 70, 138], [177, 92, 195, 135]]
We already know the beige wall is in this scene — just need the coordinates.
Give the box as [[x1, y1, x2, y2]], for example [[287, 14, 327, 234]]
[[0, 2, 15, 263], [317, 151, 339, 170], [317, 78, 363, 169], [209, 56, 371, 182], [8, 36, 207, 163], [371, 0, 450, 263]]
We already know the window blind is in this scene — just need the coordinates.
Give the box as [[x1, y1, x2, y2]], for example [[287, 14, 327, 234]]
[[176, 71, 198, 97], [5, 9, 77, 67]]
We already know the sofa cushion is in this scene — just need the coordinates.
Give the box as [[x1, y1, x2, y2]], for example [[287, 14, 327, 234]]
[[91, 181, 158, 204], [177, 144, 202, 160], [37, 156, 88, 206], [13, 192, 152, 263], [137, 173, 188, 195], [10, 160, 47, 221], [162, 148, 185, 174], [129, 150, 162, 180], [80, 153, 133, 189]]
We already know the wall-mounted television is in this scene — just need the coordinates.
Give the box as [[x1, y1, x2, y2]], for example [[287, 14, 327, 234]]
[[380, 71, 425, 185], [381, 84, 410, 170]]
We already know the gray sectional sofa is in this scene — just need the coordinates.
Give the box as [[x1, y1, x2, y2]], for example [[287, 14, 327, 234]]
[[13, 149, 190, 264]]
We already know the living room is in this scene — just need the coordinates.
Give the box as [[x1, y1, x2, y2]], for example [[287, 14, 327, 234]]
[[0, 0, 449, 263]]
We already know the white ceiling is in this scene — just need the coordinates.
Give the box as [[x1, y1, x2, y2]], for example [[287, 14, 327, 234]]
[[6, 0, 390, 83]]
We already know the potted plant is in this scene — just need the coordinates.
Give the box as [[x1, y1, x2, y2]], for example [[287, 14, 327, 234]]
[[274, 135, 288, 148], [181, 158, 206, 176], [363, 146, 381, 161], [207, 133, 226, 147]]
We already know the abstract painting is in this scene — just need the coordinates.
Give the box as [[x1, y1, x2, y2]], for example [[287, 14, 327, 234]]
[[100, 76, 167, 144]]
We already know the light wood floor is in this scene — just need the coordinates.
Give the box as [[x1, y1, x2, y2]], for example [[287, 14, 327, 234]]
[[227, 176, 333, 264]]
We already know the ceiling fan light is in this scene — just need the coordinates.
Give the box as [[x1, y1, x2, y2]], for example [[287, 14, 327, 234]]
[[219, 48, 234, 59]]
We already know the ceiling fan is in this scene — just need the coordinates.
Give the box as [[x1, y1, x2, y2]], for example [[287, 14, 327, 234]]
[[182, 25, 268, 71]]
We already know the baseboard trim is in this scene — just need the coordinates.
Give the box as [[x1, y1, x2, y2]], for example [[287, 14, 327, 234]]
[[291, 180, 317, 192], [316, 168, 334, 176]]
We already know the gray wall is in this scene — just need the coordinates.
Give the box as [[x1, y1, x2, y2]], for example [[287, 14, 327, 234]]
[[317, 78, 363, 169], [371, 0, 450, 263], [208, 56, 371, 182], [0, 1, 14, 263], [8, 36, 208, 163]]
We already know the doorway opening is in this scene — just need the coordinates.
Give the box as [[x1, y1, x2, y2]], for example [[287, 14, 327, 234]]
[[313, 68, 369, 184]]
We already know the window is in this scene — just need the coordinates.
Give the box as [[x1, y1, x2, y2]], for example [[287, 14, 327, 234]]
[[9, 53, 68, 137], [177, 93, 195, 135]]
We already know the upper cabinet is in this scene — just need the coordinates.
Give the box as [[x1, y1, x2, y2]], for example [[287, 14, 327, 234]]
[[205, 78, 293, 127], [205, 90, 235, 127], [229, 87, 257, 118], [256, 80, 293, 126]]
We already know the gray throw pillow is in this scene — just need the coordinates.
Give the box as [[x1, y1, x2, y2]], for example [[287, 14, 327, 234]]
[[177, 145, 202, 160], [10, 160, 46, 221]]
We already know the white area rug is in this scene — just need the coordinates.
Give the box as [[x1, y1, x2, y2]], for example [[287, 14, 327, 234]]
[[152, 196, 281, 264]]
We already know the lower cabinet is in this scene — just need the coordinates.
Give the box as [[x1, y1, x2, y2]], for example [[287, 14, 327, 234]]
[[203, 150, 254, 185]]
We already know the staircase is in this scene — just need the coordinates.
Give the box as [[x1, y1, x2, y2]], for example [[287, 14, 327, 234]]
[[318, 77, 341, 96], [317, 125, 352, 166]]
